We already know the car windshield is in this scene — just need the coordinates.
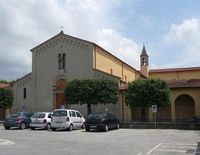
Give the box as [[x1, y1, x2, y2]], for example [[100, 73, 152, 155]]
[[32, 113, 45, 118], [53, 110, 67, 116], [88, 113, 105, 119], [10, 112, 21, 118]]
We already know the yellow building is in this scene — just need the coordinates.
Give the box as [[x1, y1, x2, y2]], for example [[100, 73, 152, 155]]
[[149, 67, 200, 122], [95, 43, 200, 122], [138, 46, 200, 122]]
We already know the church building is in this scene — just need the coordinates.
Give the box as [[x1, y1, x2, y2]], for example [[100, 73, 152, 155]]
[[12, 31, 200, 122]]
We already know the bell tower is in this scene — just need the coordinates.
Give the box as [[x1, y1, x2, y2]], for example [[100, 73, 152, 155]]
[[140, 45, 149, 77]]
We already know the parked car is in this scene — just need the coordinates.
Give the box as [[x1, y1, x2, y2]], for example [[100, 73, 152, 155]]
[[85, 112, 120, 132], [30, 112, 52, 130], [51, 109, 85, 131], [3, 112, 33, 130]]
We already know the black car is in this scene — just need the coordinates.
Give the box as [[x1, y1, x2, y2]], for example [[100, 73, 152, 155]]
[[85, 112, 120, 132], [3, 112, 33, 130]]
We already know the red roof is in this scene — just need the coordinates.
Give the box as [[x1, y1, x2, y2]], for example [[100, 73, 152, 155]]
[[119, 82, 128, 91], [150, 66, 200, 73], [0, 83, 10, 88], [168, 79, 200, 88]]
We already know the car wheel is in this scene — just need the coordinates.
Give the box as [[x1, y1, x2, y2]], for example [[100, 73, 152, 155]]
[[104, 124, 109, 132], [85, 128, 90, 132], [31, 127, 35, 130], [46, 123, 51, 131], [20, 122, 26, 130], [116, 123, 120, 129], [68, 124, 73, 131], [81, 123, 85, 129], [4, 126, 10, 130]]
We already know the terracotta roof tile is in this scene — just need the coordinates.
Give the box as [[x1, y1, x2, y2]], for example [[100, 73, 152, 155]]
[[119, 83, 128, 91], [0, 83, 10, 88], [150, 66, 200, 73], [168, 79, 200, 88]]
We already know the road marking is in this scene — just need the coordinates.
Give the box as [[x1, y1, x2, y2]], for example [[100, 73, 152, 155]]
[[151, 143, 199, 154], [157, 149, 186, 153], [161, 145, 197, 149], [165, 143, 198, 146], [146, 143, 162, 154], [0, 139, 15, 145]]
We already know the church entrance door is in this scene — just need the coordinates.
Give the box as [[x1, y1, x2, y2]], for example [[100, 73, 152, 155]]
[[56, 93, 65, 109], [54, 78, 67, 109]]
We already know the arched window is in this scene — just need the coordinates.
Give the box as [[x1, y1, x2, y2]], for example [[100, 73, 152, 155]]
[[23, 88, 26, 99], [58, 54, 62, 70], [58, 53, 66, 70], [56, 79, 67, 89], [62, 53, 66, 70]]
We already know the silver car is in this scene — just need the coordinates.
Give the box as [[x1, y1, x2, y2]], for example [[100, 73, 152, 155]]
[[30, 112, 52, 130], [51, 109, 85, 131]]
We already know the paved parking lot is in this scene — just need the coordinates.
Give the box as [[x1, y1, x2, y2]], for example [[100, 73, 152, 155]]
[[0, 125, 200, 155]]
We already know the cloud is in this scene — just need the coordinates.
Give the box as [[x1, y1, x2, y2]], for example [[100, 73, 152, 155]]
[[163, 18, 200, 67], [165, 18, 200, 44], [95, 28, 140, 69], [0, 0, 140, 80]]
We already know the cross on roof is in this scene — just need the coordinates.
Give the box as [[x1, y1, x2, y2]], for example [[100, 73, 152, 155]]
[[60, 26, 64, 31]]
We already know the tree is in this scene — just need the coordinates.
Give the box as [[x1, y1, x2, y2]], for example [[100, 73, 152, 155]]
[[125, 79, 170, 121], [0, 88, 13, 109], [64, 79, 119, 114]]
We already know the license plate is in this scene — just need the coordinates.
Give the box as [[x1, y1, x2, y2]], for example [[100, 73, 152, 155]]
[[90, 125, 97, 128]]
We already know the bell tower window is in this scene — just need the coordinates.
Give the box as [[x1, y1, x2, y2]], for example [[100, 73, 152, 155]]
[[142, 57, 147, 65]]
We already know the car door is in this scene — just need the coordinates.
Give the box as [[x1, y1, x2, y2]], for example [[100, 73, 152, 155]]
[[37, 113, 46, 124], [107, 113, 115, 129], [46, 113, 52, 123], [52, 110, 67, 124], [70, 111, 78, 128], [23, 112, 31, 125], [76, 112, 83, 128]]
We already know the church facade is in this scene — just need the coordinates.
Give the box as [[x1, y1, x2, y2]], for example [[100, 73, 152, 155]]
[[12, 31, 141, 120], [12, 31, 200, 122]]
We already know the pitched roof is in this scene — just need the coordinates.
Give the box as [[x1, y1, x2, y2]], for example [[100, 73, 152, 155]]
[[14, 73, 32, 84], [150, 66, 200, 73], [168, 79, 200, 88], [140, 45, 148, 56], [30, 31, 141, 76], [30, 31, 93, 51]]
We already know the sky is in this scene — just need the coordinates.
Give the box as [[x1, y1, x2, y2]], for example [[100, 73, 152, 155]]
[[1, 0, 200, 80]]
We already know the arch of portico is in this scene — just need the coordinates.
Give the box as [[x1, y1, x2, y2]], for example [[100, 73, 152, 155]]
[[170, 88, 200, 121]]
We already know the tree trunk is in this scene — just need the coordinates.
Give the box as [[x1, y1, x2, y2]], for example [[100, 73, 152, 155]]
[[141, 107, 146, 122], [87, 103, 91, 115]]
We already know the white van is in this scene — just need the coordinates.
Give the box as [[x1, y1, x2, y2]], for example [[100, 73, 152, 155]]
[[51, 109, 85, 131]]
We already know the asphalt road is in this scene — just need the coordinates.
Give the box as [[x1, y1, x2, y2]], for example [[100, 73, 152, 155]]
[[0, 125, 200, 155]]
